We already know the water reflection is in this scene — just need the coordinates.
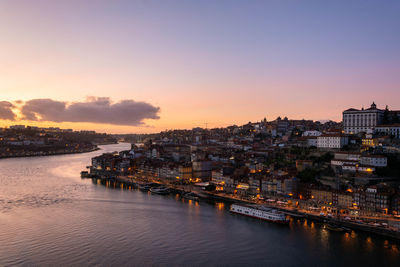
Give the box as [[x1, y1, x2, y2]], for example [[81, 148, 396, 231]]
[[320, 228, 330, 250], [1, 143, 399, 266], [365, 236, 375, 252], [216, 202, 225, 211]]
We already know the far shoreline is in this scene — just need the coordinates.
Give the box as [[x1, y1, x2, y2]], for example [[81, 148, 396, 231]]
[[0, 147, 101, 160]]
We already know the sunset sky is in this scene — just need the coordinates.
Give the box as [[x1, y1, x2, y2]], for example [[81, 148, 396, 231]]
[[1, 0, 399, 133]]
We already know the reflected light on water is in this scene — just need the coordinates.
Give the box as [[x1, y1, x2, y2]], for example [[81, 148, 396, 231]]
[[216, 202, 225, 211], [366, 236, 374, 251], [320, 228, 330, 250], [351, 230, 357, 238], [1, 143, 400, 266], [343, 232, 350, 244], [384, 240, 389, 248]]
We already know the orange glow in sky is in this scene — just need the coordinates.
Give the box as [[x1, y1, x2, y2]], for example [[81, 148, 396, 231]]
[[1, 1, 399, 133]]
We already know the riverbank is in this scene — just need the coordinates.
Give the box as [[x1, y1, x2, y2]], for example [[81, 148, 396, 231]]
[[200, 191, 400, 241], [4, 143, 399, 267], [0, 147, 100, 160], [92, 141, 119, 145], [87, 174, 400, 241]]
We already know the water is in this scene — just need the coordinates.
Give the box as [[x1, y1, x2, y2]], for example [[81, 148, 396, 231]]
[[0, 143, 399, 266]]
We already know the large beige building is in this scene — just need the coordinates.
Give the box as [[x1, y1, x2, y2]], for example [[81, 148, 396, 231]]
[[342, 102, 384, 134]]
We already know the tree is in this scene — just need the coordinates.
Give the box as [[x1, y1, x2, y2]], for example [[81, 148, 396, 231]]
[[297, 167, 319, 183]]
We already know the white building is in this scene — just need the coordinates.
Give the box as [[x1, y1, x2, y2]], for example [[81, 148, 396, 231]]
[[331, 152, 360, 167], [375, 124, 400, 139], [333, 152, 361, 161], [342, 102, 384, 134], [302, 130, 322, 137], [360, 155, 387, 167], [307, 137, 318, 147], [331, 152, 387, 172], [317, 134, 349, 149], [342, 165, 375, 173]]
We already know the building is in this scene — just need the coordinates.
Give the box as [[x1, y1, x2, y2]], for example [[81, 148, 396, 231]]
[[248, 175, 261, 196], [375, 124, 400, 139], [333, 192, 353, 209], [302, 130, 322, 137], [333, 152, 361, 161], [9, 125, 26, 130], [158, 163, 180, 180], [360, 155, 387, 167], [392, 194, 400, 216], [317, 134, 349, 149], [178, 164, 193, 180], [311, 188, 333, 205], [331, 152, 385, 173], [343, 102, 384, 134], [276, 117, 290, 135], [192, 160, 212, 180], [341, 164, 375, 174], [353, 186, 394, 214], [306, 137, 318, 147], [362, 138, 376, 147], [311, 188, 353, 210], [296, 136, 317, 147], [282, 177, 298, 197]]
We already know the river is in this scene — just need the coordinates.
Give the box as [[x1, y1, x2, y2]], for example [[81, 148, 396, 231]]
[[0, 143, 399, 266]]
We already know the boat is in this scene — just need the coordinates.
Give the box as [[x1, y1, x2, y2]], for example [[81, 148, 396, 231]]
[[230, 204, 289, 224], [324, 224, 344, 231], [138, 184, 151, 192], [342, 227, 352, 232], [80, 171, 95, 178], [149, 187, 170, 195], [284, 211, 305, 218], [182, 192, 199, 201]]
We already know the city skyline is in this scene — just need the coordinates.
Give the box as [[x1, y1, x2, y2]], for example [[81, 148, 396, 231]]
[[1, 1, 400, 265], [0, 99, 397, 134], [1, 0, 400, 133]]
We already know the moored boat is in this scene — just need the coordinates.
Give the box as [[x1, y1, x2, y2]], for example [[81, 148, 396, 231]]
[[149, 187, 170, 195], [230, 204, 289, 224], [182, 192, 199, 201], [284, 211, 305, 218], [324, 224, 344, 231], [138, 184, 151, 192]]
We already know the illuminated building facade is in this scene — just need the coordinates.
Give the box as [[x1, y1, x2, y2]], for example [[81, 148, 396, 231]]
[[343, 102, 384, 134]]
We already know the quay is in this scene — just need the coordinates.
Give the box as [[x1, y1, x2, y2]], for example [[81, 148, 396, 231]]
[[201, 191, 400, 241], [83, 173, 400, 240]]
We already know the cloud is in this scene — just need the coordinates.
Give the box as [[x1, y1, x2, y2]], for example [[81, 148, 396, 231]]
[[0, 101, 16, 121], [20, 97, 160, 126]]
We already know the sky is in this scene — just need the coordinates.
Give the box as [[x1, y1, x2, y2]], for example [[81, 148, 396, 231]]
[[0, 0, 399, 133]]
